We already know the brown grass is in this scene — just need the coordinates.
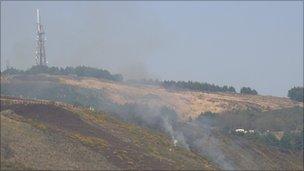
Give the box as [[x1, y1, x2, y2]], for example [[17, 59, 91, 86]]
[[58, 76, 302, 120]]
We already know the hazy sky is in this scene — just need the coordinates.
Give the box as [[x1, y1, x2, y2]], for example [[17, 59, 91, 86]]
[[1, 1, 303, 97]]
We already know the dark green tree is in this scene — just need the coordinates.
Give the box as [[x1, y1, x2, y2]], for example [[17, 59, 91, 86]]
[[288, 87, 303, 102]]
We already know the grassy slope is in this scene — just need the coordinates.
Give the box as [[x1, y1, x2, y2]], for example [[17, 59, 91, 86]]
[[213, 130, 303, 170], [57, 75, 302, 118], [1, 112, 117, 170], [1, 74, 302, 120], [0, 97, 216, 170], [180, 119, 303, 170]]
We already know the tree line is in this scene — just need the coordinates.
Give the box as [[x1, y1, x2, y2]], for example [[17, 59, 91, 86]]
[[162, 80, 238, 93], [130, 79, 261, 95], [1, 65, 123, 82]]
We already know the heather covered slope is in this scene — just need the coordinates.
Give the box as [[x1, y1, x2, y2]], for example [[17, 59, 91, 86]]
[[0, 97, 216, 170]]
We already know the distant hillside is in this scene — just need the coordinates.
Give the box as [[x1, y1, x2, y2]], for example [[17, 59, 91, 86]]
[[1, 96, 216, 170], [1, 74, 301, 120]]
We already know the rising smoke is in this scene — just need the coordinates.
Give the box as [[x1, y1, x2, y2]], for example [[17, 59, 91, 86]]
[[1, 75, 236, 169]]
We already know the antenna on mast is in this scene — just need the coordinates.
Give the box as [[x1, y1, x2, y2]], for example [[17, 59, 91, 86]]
[[36, 9, 40, 24], [35, 9, 47, 66]]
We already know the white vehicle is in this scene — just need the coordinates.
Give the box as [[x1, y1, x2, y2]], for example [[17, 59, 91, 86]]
[[235, 128, 245, 133]]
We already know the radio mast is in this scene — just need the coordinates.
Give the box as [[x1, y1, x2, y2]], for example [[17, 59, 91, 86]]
[[35, 9, 47, 66]]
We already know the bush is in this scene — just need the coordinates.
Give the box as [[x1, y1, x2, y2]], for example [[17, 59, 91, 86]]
[[288, 87, 303, 102], [197, 111, 216, 120], [240, 87, 258, 95]]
